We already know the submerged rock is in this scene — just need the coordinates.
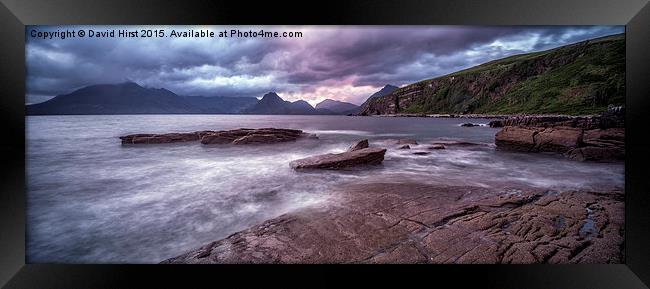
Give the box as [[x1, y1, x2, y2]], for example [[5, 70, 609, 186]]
[[488, 120, 504, 128], [397, 145, 411, 150], [428, 144, 446, 150], [567, 146, 625, 162], [431, 140, 483, 147], [383, 138, 418, 145], [495, 126, 583, 153], [290, 147, 387, 170], [412, 151, 431, 155], [347, 139, 369, 152], [460, 123, 479, 127]]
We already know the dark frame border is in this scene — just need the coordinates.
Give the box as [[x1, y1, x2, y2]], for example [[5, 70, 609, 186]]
[[1, 0, 649, 288]]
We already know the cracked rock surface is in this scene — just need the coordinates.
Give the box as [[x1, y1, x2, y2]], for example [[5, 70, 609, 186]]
[[162, 183, 623, 264], [119, 128, 312, 145]]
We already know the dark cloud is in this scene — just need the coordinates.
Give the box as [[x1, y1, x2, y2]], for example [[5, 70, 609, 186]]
[[26, 25, 623, 104]]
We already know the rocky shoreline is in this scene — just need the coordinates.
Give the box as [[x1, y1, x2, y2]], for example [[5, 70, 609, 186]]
[[162, 182, 624, 264], [493, 109, 624, 161], [354, 113, 598, 120], [117, 114, 624, 264]]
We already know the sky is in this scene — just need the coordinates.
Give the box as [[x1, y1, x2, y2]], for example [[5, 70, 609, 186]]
[[26, 25, 623, 105]]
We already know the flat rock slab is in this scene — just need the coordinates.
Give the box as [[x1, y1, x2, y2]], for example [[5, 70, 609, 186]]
[[495, 126, 624, 161], [290, 148, 387, 170], [119, 131, 215, 144], [120, 128, 312, 145], [163, 183, 623, 264], [203, 128, 309, 145]]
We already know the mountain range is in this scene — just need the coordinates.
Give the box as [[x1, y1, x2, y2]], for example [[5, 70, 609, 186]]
[[26, 82, 259, 115], [27, 34, 623, 117], [25, 82, 365, 115], [361, 33, 625, 116], [314, 99, 359, 114], [245, 92, 337, 115]]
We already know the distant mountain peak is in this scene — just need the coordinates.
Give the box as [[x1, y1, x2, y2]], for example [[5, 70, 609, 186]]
[[119, 81, 142, 87], [376, 84, 399, 94], [361, 84, 400, 104], [261, 92, 283, 100], [319, 99, 337, 104], [26, 82, 259, 115], [315, 98, 359, 113]]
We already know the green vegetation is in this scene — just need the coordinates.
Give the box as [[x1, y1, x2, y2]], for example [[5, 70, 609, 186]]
[[383, 34, 625, 116]]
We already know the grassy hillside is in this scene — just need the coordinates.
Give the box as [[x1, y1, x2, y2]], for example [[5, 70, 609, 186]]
[[362, 33, 624, 116]]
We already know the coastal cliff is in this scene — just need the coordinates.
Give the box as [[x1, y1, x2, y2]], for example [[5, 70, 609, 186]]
[[360, 34, 624, 116]]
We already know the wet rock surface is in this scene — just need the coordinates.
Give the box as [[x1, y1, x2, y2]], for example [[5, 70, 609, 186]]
[[431, 140, 483, 147], [488, 120, 504, 128], [163, 183, 624, 264], [428, 144, 446, 150], [290, 148, 387, 170], [494, 110, 624, 161], [347, 139, 369, 152], [382, 138, 419, 145], [495, 126, 624, 161], [120, 128, 312, 145], [119, 131, 214, 144], [495, 126, 583, 153]]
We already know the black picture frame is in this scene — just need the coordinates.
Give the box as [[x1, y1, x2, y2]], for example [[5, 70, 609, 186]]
[[1, 0, 649, 288]]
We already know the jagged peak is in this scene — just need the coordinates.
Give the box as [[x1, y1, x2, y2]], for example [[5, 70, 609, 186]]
[[261, 92, 282, 100]]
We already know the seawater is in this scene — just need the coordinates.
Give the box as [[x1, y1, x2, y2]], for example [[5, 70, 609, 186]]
[[26, 115, 624, 263]]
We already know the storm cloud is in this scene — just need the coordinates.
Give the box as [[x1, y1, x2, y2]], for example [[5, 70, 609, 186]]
[[26, 25, 623, 105]]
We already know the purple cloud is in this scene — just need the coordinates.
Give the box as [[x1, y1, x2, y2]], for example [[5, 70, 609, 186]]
[[26, 25, 623, 105]]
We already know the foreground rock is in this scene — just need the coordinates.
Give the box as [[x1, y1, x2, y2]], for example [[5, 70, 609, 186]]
[[120, 128, 312, 145], [163, 183, 623, 264], [290, 147, 387, 170]]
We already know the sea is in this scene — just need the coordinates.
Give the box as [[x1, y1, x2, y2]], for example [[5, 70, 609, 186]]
[[26, 115, 625, 263]]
